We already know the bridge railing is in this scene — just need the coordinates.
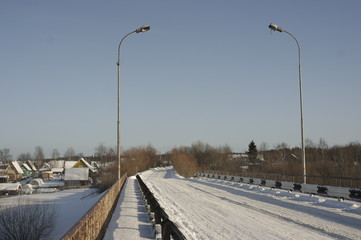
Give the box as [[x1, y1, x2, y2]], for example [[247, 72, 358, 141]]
[[136, 175, 186, 240], [200, 171, 361, 189], [61, 173, 127, 240], [196, 172, 361, 201]]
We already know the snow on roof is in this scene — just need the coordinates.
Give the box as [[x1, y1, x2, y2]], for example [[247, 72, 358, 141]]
[[40, 163, 51, 171], [27, 160, 37, 171], [22, 163, 32, 171], [30, 178, 44, 186], [64, 161, 77, 169], [49, 160, 65, 168], [11, 161, 24, 174], [0, 183, 21, 191], [64, 168, 89, 181], [51, 167, 64, 173], [22, 184, 33, 190], [91, 161, 100, 169], [76, 158, 97, 173]]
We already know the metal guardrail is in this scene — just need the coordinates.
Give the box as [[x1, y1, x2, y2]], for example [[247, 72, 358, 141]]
[[201, 171, 361, 189], [136, 175, 186, 240], [61, 173, 127, 240], [196, 172, 361, 201]]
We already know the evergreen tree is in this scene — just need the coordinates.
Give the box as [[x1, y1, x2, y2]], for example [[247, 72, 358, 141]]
[[247, 140, 258, 164]]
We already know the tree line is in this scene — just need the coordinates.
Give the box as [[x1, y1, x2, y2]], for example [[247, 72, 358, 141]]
[[2, 139, 361, 182]]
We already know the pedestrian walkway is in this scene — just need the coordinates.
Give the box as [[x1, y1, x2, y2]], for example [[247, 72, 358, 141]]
[[103, 176, 154, 240]]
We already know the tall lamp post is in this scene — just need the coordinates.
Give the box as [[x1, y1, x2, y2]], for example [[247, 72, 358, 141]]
[[117, 25, 150, 179], [268, 23, 306, 184]]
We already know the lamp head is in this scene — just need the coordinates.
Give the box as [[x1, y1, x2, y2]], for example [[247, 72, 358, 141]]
[[136, 25, 151, 33], [269, 23, 283, 32]]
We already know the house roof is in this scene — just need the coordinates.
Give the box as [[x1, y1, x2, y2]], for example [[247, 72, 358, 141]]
[[0, 183, 21, 191], [73, 158, 97, 173], [11, 161, 24, 174], [39, 163, 51, 172], [49, 160, 65, 168], [51, 167, 64, 173], [64, 161, 77, 169], [22, 163, 32, 171], [27, 160, 37, 171], [30, 178, 44, 186]]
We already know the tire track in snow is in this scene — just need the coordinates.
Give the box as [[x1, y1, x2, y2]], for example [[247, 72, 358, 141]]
[[189, 184, 352, 239], [141, 168, 361, 239]]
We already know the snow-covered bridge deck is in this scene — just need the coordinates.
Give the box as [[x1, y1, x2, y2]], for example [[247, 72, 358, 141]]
[[139, 167, 361, 240], [104, 167, 361, 239]]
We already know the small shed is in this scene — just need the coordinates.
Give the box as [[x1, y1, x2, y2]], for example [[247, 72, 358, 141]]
[[0, 183, 22, 195], [42, 171, 53, 179], [64, 168, 90, 188]]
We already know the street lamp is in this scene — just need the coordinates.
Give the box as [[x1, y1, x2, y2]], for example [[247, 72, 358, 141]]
[[268, 23, 306, 184], [117, 25, 150, 179]]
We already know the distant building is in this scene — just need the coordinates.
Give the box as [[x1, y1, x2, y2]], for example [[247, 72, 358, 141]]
[[42, 171, 54, 180], [0, 183, 22, 195], [64, 168, 90, 188], [63, 158, 96, 188], [22, 163, 32, 177], [6, 161, 24, 181]]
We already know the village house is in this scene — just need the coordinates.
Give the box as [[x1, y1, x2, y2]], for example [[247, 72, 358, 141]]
[[21, 163, 32, 177], [64, 158, 97, 188], [5, 161, 24, 181], [26, 160, 38, 177], [42, 171, 53, 180]]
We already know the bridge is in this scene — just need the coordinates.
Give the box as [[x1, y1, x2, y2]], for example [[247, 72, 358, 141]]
[[62, 167, 361, 239]]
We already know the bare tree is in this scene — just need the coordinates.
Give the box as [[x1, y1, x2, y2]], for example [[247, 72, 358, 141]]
[[0, 199, 56, 240], [17, 152, 32, 161], [64, 147, 76, 161], [274, 142, 290, 175], [33, 146, 45, 169], [259, 142, 269, 152], [51, 149, 60, 160], [318, 138, 329, 163], [95, 144, 108, 162], [0, 148, 13, 164]]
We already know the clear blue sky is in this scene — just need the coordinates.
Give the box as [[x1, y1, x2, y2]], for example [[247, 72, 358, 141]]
[[1, 0, 361, 158]]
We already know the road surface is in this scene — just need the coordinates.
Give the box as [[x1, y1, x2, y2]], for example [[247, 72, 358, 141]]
[[140, 167, 361, 240]]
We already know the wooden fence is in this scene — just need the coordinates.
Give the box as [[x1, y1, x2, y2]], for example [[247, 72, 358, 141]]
[[61, 173, 127, 240]]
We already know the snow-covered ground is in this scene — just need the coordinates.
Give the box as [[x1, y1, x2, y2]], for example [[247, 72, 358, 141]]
[[140, 167, 361, 240], [103, 176, 154, 240], [0, 188, 104, 240]]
